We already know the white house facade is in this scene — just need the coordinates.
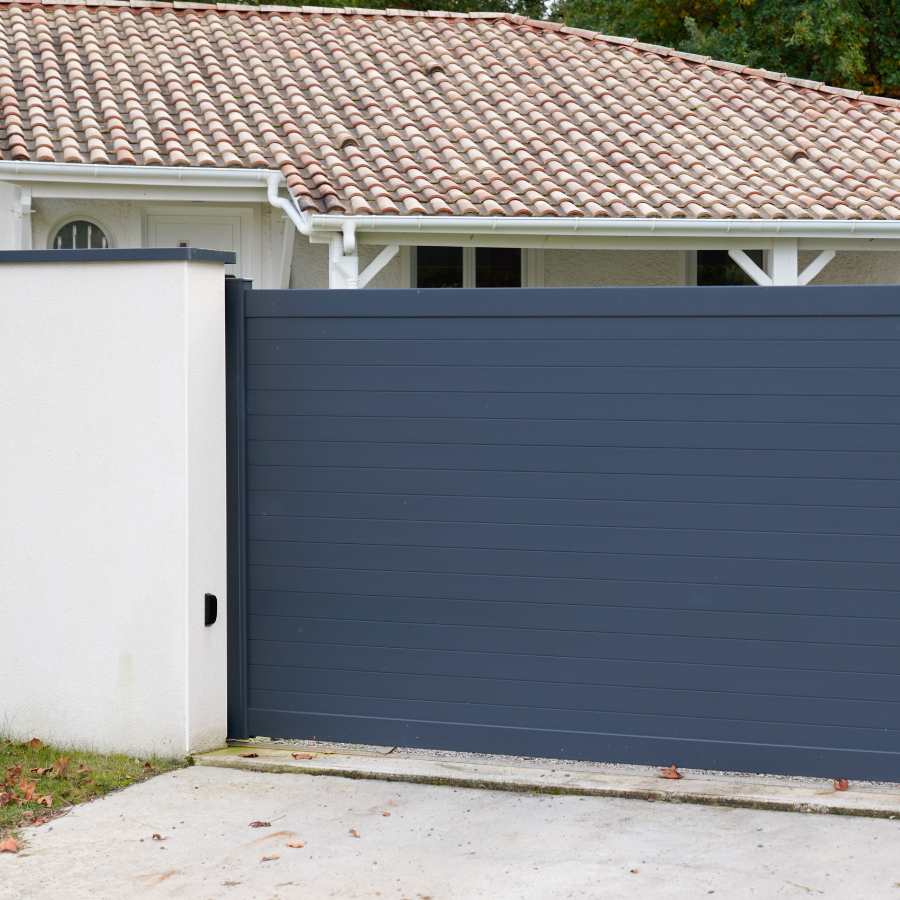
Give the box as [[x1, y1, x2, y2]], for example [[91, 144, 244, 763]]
[[0, 3, 899, 290]]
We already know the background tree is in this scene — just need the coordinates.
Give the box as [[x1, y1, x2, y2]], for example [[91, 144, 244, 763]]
[[548, 0, 899, 98]]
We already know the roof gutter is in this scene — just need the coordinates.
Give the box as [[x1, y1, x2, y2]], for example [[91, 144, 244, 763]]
[[1, 161, 898, 242], [308, 214, 900, 241], [0, 161, 311, 234]]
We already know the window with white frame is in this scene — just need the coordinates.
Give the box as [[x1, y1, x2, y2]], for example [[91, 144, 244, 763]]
[[52, 220, 109, 250], [696, 249, 764, 286], [414, 247, 523, 288]]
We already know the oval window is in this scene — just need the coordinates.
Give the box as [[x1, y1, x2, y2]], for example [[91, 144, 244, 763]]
[[52, 220, 109, 250]]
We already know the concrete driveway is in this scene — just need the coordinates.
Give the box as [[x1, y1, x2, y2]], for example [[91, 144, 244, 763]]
[[1, 766, 897, 899]]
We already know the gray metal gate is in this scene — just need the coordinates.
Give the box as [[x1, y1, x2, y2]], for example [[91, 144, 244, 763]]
[[227, 280, 900, 779]]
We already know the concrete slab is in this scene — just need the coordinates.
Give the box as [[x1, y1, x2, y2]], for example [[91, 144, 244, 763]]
[[3, 765, 900, 899], [196, 742, 900, 819]]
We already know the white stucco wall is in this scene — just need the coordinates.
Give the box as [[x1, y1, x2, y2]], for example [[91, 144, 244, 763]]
[[31, 198, 143, 250], [0, 256, 227, 757]]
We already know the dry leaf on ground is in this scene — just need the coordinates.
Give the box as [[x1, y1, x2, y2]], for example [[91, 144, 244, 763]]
[[659, 765, 683, 780], [349, 828, 360, 838], [26, 739, 43, 750], [260, 854, 280, 862], [248, 821, 271, 828], [36, 796, 53, 808], [0, 837, 20, 854], [239, 753, 259, 759], [286, 841, 305, 849], [291, 753, 315, 760], [151, 833, 167, 841]]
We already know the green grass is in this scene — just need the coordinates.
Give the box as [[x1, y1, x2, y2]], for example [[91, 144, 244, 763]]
[[1, 737, 183, 841]]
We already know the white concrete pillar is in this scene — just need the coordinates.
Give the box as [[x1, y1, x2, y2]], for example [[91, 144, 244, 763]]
[[0, 249, 231, 756]]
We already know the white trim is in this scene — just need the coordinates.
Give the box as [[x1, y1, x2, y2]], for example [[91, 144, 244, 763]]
[[0, 161, 281, 190], [308, 213, 900, 242], [728, 248, 773, 286]]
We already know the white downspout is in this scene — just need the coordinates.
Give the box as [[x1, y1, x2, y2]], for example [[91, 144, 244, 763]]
[[265, 172, 310, 236]]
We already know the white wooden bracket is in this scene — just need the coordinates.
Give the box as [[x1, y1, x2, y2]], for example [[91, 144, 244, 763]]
[[728, 248, 772, 286], [729, 242, 836, 287]]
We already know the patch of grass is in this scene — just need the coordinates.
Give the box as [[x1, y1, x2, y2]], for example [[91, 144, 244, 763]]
[[1, 737, 183, 842]]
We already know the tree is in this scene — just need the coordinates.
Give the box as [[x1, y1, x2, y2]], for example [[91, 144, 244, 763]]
[[548, 0, 899, 98]]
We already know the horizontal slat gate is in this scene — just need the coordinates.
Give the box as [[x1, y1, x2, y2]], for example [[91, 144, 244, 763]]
[[227, 283, 900, 779]]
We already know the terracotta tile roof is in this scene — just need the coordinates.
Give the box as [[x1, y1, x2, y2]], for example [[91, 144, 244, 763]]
[[1, 1, 899, 218]]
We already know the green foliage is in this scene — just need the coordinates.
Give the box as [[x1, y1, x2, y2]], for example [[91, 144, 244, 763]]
[[548, 0, 900, 97]]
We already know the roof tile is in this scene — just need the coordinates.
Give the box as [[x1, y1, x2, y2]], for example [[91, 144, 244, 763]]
[[0, 0, 898, 219]]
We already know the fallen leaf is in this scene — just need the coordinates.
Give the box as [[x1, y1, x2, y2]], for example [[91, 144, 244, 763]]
[[630, 868, 639, 875], [659, 765, 683, 780], [286, 841, 305, 849], [260, 854, 280, 862], [51, 757, 69, 778], [5, 765, 22, 783], [151, 833, 167, 841], [834, 778, 850, 792], [0, 792, 13, 807], [29, 768, 51, 777], [31, 817, 50, 827], [18, 780, 37, 802], [0, 836, 20, 854], [249, 821, 271, 829], [36, 795, 53, 808], [27, 738, 43, 750], [291, 753, 315, 760], [239, 753, 259, 759], [143, 762, 155, 772], [349, 828, 360, 838]]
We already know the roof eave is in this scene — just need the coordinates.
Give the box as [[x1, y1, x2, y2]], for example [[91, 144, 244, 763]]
[[2, 162, 898, 243]]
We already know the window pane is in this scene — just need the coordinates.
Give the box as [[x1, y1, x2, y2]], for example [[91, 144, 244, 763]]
[[416, 246, 463, 288], [476, 247, 521, 288], [697, 249, 763, 286], [53, 220, 108, 250]]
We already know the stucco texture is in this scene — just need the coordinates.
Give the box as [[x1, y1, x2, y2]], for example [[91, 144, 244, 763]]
[[0, 257, 227, 757]]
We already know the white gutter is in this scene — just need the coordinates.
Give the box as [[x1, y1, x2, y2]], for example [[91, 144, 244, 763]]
[[0, 161, 311, 234], [1, 161, 898, 242], [308, 214, 900, 241]]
